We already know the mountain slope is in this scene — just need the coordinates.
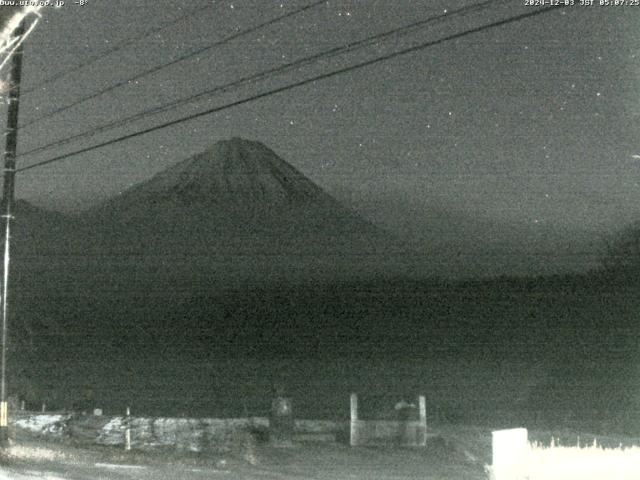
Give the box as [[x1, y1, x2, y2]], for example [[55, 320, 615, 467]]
[[2, 200, 71, 255], [79, 137, 398, 256], [100, 137, 340, 212], [0, 139, 417, 383]]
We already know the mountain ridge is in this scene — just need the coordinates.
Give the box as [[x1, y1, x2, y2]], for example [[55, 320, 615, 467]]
[[6, 138, 403, 261], [87, 138, 347, 217]]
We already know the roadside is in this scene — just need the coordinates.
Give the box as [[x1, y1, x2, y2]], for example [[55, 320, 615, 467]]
[[0, 428, 488, 480], [7, 422, 638, 479]]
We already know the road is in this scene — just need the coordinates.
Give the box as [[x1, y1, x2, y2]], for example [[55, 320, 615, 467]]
[[0, 464, 232, 479], [1, 457, 231, 480], [0, 434, 487, 479], [0, 439, 240, 480]]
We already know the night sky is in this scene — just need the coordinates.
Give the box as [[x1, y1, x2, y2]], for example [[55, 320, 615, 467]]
[[4, 0, 640, 277]]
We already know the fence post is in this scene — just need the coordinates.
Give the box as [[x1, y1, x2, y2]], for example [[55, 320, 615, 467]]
[[350, 393, 358, 446], [491, 428, 529, 480], [417, 395, 427, 446], [125, 406, 131, 451]]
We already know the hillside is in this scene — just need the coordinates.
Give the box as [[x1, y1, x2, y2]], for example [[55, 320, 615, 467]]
[[76, 138, 397, 257]]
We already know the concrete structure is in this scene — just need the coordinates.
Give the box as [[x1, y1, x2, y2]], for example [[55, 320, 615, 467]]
[[269, 396, 294, 446], [349, 393, 427, 446], [491, 428, 529, 480]]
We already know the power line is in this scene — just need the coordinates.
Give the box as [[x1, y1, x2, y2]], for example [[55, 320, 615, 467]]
[[19, 0, 503, 158], [17, 5, 566, 175], [22, 1, 212, 95], [18, 0, 327, 129]]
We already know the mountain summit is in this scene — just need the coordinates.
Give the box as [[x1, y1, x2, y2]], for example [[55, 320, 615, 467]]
[[98, 138, 342, 215], [82, 138, 394, 256]]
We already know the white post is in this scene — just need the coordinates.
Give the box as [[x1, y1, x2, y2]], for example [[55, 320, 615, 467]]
[[418, 395, 427, 446], [41, 403, 45, 413], [350, 393, 358, 447], [125, 406, 131, 451], [491, 428, 529, 480], [418, 395, 426, 423]]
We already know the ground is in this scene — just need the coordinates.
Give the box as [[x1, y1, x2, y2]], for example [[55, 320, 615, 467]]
[[4, 425, 636, 479], [0, 428, 489, 480]]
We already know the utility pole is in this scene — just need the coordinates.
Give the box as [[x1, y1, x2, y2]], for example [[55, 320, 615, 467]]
[[0, 18, 25, 446]]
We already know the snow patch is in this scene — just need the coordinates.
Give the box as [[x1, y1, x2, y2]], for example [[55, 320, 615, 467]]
[[0, 469, 65, 480], [6, 445, 65, 461], [13, 415, 70, 437], [95, 416, 124, 445], [13, 413, 269, 453], [95, 463, 146, 470]]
